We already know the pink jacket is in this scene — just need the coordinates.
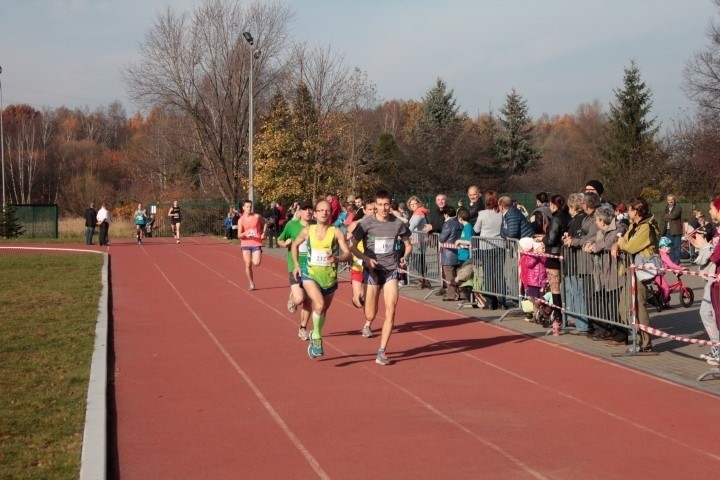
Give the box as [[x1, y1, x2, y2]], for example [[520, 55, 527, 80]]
[[659, 251, 682, 273], [520, 253, 547, 288]]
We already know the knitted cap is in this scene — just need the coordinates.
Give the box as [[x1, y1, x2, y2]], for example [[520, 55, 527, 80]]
[[585, 179, 604, 196]]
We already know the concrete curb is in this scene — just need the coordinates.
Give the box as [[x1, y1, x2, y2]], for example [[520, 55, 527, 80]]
[[80, 252, 109, 480]]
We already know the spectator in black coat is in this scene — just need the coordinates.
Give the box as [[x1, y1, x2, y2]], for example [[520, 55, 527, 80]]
[[466, 185, 485, 226], [424, 194, 448, 234], [538, 194, 572, 321], [85, 202, 96, 245]]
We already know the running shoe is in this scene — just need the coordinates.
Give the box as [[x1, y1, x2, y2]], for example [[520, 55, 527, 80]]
[[287, 294, 297, 313], [361, 324, 373, 338], [249, 282, 256, 291], [298, 327, 309, 341], [307, 335, 323, 358], [705, 346, 720, 366], [700, 346, 719, 361], [376, 349, 391, 366]]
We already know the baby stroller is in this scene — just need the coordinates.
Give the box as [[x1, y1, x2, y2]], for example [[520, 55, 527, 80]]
[[533, 291, 555, 328]]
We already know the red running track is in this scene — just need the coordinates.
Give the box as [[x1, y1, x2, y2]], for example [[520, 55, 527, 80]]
[[107, 236, 720, 479]]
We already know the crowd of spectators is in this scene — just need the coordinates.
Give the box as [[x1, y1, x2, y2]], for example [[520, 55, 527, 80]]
[[394, 181, 720, 360]]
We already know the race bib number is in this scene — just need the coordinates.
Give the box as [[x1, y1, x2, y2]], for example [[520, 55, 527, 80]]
[[309, 248, 332, 266], [173, 213, 180, 219], [246, 228, 258, 238], [298, 241, 308, 254], [374, 237, 395, 255]]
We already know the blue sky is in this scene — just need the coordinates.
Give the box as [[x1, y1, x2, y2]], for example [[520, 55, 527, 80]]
[[0, 0, 717, 127]]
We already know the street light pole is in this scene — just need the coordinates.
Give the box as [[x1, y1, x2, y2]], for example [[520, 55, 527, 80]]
[[0, 66, 5, 212], [248, 49, 255, 205], [242, 32, 260, 205]]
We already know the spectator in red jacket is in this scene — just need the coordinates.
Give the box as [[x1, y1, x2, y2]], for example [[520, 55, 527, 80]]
[[276, 201, 287, 229], [326, 193, 341, 224]]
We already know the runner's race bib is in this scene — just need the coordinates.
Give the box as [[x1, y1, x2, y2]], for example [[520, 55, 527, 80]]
[[374, 237, 395, 254], [309, 248, 332, 266], [354, 257, 363, 266], [246, 228, 257, 238]]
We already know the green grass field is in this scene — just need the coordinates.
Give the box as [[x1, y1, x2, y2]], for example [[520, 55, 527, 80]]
[[0, 253, 103, 480]]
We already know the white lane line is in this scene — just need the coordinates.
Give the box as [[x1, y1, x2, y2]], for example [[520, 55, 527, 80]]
[[0, 246, 103, 254], [149, 259, 330, 480]]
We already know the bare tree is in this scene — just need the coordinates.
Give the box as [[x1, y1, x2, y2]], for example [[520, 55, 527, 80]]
[[3, 105, 43, 204], [122, 0, 293, 202], [287, 42, 351, 115], [683, 0, 720, 111]]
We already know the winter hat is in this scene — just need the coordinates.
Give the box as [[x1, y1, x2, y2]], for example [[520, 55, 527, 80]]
[[658, 236, 672, 248], [519, 237, 534, 252], [585, 179, 604, 196]]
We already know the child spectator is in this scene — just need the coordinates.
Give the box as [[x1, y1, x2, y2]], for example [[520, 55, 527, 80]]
[[519, 237, 547, 318], [656, 236, 684, 306], [224, 210, 234, 239], [146, 214, 156, 238]]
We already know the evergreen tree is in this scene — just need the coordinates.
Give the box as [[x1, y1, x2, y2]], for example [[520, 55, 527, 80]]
[[406, 78, 464, 191], [494, 89, 541, 186], [372, 132, 402, 189], [0, 206, 25, 239], [416, 77, 460, 132], [601, 60, 661, 200]]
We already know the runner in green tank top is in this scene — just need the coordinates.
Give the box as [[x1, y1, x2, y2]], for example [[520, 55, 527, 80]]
[[291, 200, 352, 359], [278, 200, 314, 340]]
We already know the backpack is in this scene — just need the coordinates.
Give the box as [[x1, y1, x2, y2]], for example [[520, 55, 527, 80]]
[[634, 217, 662, 282]]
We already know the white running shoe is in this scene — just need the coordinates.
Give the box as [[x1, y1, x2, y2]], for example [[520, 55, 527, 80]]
[[287, 294, 297, 313], [376, 349, 391, 366], [701, 346, 719, 365], [249, 282, 256, 291], [298, 327, 309, 341], [361, 324, 373, 338]]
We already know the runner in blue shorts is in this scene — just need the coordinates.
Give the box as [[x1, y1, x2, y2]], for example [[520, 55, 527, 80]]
[[350, 190, 412, 365]]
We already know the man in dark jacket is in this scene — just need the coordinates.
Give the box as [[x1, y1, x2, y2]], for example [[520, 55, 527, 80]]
[[466, 185, 485, 225], [424, 194, 448, 234], [438, 205, 463, 301], [499, 196, 534, 240], [85, 202, 96, 245], [530, 192, 552, 235]]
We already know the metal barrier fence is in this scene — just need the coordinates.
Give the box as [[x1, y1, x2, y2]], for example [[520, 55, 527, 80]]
[[149, 202, 230, 237], [470, 236, 520, 307], [463, 237, 643, 348], [561, 246, 633, 335], [12, 204, 58, 238], [405, 232, 443, 298], [361, 231, 653, 353]]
